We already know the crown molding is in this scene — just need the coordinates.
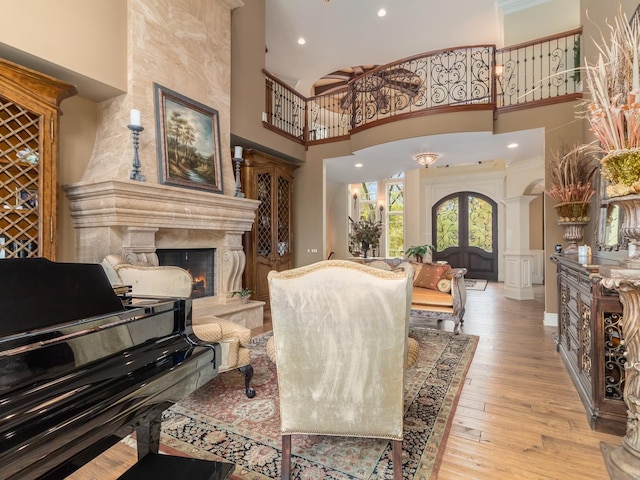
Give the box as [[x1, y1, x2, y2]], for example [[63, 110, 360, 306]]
[[497, 0, 551, 15]]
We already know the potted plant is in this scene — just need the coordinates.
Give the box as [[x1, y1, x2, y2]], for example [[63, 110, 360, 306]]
[[546, 143, 598, 253], [404, 244, 435, 263], [546, 143, 599, 222], [231, 288, 252, 303], [348, 216, 383, 258]]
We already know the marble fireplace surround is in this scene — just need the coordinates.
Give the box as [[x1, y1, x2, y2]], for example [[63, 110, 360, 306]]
[[64, 179, 263, 328]]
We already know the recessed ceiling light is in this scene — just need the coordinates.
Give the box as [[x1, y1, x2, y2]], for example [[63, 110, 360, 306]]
[[507, 143, 518, 149], [378, 8, 387, 17], [298, 37, 306, 45], [355, 163, 363, 168]]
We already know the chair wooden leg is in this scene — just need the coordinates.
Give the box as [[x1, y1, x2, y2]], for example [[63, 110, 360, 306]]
[[238, 364, 255, 398], [392, 439, 403, 480], [281, 434, 291, 479]]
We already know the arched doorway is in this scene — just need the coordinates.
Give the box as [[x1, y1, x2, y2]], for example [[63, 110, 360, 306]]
[[432, 191, 498, 281]]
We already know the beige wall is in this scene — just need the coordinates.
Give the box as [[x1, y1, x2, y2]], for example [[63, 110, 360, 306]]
[[58, 97, 98, 261], [0, 0, 127, 100], [503, 0, 581, 46], [529, 194, 544, 250]]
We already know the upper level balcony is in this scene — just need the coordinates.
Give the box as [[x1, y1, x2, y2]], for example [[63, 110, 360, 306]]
[[261, 28, 582, 147]]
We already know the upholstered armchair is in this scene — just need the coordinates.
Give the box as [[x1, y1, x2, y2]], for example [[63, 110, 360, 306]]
[[101, 254, 255, 398], [267, 260, 413, 480]]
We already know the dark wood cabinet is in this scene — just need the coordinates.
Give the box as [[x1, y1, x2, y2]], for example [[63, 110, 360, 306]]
[[553, 254, 627, 435], [241, 149, 298, 308], [0, 58, 76, 260]]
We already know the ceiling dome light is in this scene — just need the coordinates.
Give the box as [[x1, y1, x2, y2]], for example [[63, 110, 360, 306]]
[[298, 37, 306, 45], [507, 143, 518, 149], [355, 163, 363, 168], [413, 152, 440, 168], [378, 8, 387, 17]]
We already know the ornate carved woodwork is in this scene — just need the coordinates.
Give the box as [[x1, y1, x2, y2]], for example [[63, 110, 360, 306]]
[[553, 254, 627, 435], [0, 58, 77, 260], [241, 149, 298, 308]]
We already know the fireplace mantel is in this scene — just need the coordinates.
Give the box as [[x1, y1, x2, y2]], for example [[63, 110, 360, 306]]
[[64, 180, 259, 232], [64, 180, 261, 323]]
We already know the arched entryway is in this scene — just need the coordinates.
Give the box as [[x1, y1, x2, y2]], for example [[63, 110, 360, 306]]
[[432, 191, 498, 281]]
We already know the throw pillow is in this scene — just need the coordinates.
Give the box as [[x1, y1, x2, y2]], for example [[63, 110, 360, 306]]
[[414, 263, 451, 290], [437, 278, 452, 293], [410, 262, 423, 286]]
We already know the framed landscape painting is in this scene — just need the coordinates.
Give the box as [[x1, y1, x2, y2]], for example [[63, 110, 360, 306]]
[[154, 83, 224, 193]]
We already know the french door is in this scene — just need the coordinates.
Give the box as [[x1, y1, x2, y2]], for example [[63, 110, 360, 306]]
[[432, 191, 498, 281]]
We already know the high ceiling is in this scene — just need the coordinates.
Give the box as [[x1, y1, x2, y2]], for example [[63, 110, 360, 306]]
[[264, 0, 551, 183]]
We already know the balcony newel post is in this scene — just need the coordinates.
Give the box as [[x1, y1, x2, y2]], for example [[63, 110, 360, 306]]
[[303, 96, 309, 145]]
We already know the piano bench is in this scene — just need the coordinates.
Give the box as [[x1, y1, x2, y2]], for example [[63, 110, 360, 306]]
[[117, 453, 234, 479], [192, 317, 255, 398]]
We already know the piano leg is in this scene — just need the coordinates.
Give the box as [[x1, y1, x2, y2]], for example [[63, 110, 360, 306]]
[[136, 417, 161, 460], [238, 364, 255, 398]]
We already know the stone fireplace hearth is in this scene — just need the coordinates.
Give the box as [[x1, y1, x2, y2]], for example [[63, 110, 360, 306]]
[[64, 179, 263, 328]]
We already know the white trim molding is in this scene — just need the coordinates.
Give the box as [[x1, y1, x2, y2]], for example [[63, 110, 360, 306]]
[[544, 311, 557, 327], [497, 0, 551, 15]]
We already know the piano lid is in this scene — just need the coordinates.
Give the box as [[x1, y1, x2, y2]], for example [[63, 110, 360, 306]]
[[0, 258, 125, 337]]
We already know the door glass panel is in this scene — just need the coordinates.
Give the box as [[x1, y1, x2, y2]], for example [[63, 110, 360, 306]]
[[276, 175, 290, 256], [387, 183, 404, 258], [256, 172, 272, 257], [468, 195, 493, 252], [436, 197, 459, 252]]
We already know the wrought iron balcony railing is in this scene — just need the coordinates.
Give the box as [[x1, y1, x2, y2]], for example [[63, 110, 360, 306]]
[[262, 28, 582, 145]]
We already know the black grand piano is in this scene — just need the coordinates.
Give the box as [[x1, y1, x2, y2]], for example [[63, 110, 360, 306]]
[[0, 258, 233, 479]]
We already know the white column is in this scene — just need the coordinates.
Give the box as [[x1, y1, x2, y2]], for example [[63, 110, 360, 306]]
[[503, 196, 535, 300]]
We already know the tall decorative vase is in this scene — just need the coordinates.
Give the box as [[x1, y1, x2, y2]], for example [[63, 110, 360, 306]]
[[609, 194, 640, 268], [557, 220, 589, 254], [554, 201, 590, 254], [598, 268, 640, 480], [361, 241, 370, 259]]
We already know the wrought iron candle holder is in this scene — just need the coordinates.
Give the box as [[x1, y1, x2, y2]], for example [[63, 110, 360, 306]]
[[128, 124, 146, 182]]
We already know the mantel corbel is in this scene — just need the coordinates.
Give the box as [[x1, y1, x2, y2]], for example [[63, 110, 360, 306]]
[[598, 266, 640, 480]]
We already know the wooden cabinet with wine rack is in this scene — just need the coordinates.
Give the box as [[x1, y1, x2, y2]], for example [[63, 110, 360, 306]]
[[0, 57, 77, 260]]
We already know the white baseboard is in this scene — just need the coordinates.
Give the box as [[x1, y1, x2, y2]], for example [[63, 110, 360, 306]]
[[543, 311, 557, 327]]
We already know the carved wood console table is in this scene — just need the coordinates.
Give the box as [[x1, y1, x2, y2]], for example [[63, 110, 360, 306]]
[[552, 254, 627, 436]]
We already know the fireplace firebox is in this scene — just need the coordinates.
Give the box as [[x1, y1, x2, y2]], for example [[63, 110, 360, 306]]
[[156, 248, 215, 298]]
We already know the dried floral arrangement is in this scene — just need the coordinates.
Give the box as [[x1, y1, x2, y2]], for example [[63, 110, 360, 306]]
[[582, 10, 640, 197], [349, 216, 383, 249], [547, 143, 599, 221]]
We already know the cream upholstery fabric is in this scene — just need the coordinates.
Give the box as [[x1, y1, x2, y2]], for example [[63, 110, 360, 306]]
[[192, 316, 252, 372], [268, 259, 412, 440], [265, 335, 420, 369], [100, 254, 253, 383], [101, 254, 192, 298]]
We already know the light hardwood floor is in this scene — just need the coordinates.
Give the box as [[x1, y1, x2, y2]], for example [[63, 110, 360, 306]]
[[68, 282, 621, 479]]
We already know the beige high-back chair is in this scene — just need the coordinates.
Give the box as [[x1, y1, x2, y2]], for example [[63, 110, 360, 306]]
[[268, 260, 412, 480]]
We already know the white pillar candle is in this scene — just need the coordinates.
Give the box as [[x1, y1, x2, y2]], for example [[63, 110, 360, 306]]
[[130, 109, 141, 126], [234, 146, 243, 159]]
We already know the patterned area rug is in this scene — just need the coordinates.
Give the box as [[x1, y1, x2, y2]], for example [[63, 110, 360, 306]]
[[156, 328, 478, 479]]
